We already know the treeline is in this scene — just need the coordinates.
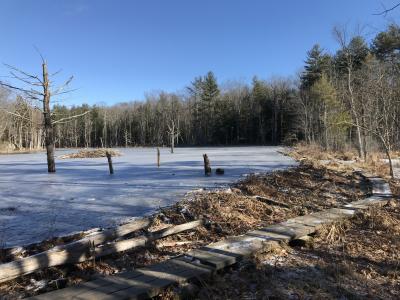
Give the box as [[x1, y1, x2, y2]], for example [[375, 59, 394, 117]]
[[0, 73, 301, 149], [300, 24, 400, 162], [0, 24, 399, 167]]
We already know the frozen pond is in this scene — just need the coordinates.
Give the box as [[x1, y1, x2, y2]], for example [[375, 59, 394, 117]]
[[0, 146, 296, 247]]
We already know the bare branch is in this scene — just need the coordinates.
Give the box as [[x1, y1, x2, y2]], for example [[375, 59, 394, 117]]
[[50, 69, 63, 77], [3, 63, 42, 84], [51, 88, 78, 97], [0, 107, 40, 125], [373, 2, 400, 15], [9, 71, 42, 86], [51, 76, 74, 96], [52, 110, 90, 124], [33, 45, 45, 64], [0, 81, 43, 100]]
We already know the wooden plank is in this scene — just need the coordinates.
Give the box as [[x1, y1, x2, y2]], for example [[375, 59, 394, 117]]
[[1, 220, 201, 285], [324, 207, 355, 216], [59, 274, 152, 300], [95, 220, 203, 258], [107, 258, 212, 299], [29, 258, 212, 300], [205, 235, 272, 257], [245, 229, 291, 242], [28, 270, 144, 300], [263, 222, 315, 239], [0, 218, 150, 283], [285, 215, 326, 228], [345, 196, 388, 209], [186, 248, 240, 269]]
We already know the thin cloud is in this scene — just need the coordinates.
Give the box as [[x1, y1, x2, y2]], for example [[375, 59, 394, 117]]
[[64, 1, 89, 16]]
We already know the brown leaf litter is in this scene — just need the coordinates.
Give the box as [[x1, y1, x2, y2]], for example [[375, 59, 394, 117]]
[[182, 204, 400, 300]]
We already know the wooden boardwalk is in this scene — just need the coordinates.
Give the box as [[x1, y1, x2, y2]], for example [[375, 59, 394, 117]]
[[29, 173, 393, 300]]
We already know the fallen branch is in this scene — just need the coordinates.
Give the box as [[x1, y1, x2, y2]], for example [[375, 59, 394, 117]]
[[95, 220, 203, 257], [157, 240, 193, 248], [52, 110, 90, 125], [0, 218, 150, 283], [251, 196, 291, 208]]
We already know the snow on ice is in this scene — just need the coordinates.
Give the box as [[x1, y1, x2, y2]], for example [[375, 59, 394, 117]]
[[0, 146, 296, 247]]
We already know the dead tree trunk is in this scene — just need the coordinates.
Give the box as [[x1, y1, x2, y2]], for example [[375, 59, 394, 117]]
[[203, 154, 211, 176], [106, 151, 114, 174], [167, 120, 179, 154], [157, 147, 160, 167], [379, 136, 395, 178], [170, 132, 174, 153], [42, 62, 56, 173]]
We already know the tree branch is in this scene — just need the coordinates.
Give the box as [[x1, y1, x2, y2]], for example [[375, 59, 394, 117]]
[[0, 107, 41, 125], [51, 76, 74, 96], [373, 2, 400, 15], [52, 110, 90, 124], [9, 71, 42, 87], [3, 63, 42, 84], [0, 81, 43, 100]]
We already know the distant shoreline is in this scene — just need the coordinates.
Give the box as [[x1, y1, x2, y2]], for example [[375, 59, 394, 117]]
[[0, 149, 46, 155], [0, 145, 282, 156]]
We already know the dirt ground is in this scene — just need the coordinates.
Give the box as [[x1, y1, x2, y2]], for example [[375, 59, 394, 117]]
[[0, 160, 367, 299]]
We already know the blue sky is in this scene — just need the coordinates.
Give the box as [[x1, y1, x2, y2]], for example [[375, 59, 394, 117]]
[[0, 0, 399, 106]]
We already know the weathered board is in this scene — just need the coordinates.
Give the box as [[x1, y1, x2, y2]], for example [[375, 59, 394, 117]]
[[29, 258, 212, 300]]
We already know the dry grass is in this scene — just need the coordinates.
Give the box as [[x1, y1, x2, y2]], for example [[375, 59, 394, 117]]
[[290, 143, 394, 180], [58, 149, 122, 159], [290, 142, 358, 162], [191, 204, 400, 300]]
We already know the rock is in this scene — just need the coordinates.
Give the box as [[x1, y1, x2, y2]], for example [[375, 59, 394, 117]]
[[216, 168, 225, 175], [289, 235, 314, 248]]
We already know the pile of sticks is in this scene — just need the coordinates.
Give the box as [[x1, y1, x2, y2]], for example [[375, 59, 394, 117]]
[[59, 149, 121, 159]]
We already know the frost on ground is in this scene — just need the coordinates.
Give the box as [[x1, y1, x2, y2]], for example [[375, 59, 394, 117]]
[[0, 146, 296, 248]]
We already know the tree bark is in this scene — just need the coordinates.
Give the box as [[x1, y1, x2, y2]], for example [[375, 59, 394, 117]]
[[170, 132, 174, 153], [42, 62, 56, 173], [380, 136, 394, 178], [157, 147, 160, 167], [203, 153, 211, 176], [106, 151, 114, 174]]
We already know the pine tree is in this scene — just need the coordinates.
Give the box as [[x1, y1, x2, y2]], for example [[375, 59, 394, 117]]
[[311, 75, 350, 149], [335, 36, 369, 72], [301, 44, 332, 90], [200, 71, 219, 143], [251, 77, 270, 143], [372, 24, 400, 63]]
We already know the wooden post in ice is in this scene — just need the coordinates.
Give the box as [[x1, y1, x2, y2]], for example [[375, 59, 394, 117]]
[[203, 154, 211, 176], [157, 147, 160, 168], [106, 151, 114, 174]]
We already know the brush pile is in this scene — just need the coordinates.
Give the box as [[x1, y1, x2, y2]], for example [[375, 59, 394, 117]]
[[59, 149, 121, 159]]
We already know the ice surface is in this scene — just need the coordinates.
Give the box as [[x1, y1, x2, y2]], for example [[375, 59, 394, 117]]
[[0, 146, 296, 247]]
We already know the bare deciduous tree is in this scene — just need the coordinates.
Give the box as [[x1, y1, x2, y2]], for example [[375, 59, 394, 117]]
[[167, 119, 179, 153], [0, 56, 89, 172]]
